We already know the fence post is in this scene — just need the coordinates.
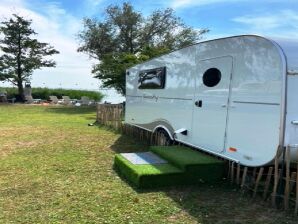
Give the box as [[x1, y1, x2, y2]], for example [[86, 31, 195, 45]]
[[295, 149, 298, 215], [272, 147, 281, 207], [253, 167, 264, 198], [263, 167, 273, 200], [231, 162, 235, 184], [284, 146, 291, 210], [241, 167, 248, 189], [236, 164, 241, 185]]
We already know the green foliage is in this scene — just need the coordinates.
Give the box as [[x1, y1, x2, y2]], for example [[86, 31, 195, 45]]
[[92, 53, 150, 94], [0, 14, 59, 100], [78, 2, 208, 95], [0, 87, 103, 101]]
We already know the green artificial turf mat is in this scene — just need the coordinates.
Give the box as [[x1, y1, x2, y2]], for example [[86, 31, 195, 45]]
[[150, 146, 224, 169], [114, 146, 226, 188], [114, 154, 184, 188], [150, 146, 226, 183]]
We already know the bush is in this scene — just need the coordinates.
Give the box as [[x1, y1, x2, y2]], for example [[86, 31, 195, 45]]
[[0, 87, 104, 101]]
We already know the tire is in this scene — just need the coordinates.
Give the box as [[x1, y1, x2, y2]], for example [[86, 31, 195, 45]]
[[155, 129, 173, 146]]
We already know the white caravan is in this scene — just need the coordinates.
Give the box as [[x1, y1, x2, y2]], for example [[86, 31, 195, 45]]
[[125, 35, 298, 167]]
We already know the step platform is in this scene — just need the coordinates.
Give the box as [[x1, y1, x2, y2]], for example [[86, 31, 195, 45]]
[[114, 146, 226, 188]]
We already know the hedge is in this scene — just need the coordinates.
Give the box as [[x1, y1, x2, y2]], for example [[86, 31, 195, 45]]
[[0, 87, 104, 101]]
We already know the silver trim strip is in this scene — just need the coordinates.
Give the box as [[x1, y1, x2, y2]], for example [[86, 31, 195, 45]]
[[158, 96, 192, 101], [223, 56, 234, 152], [126, 95, 192, 101], [152, 125, 174, 140], [126, 122, 152, 132], [126, 122, 174, 140], [126, 95, 142, 98], [233, 101, 280, 106]]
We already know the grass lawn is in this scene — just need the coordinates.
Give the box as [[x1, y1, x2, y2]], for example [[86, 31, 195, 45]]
[[0, 105, 296, 223]]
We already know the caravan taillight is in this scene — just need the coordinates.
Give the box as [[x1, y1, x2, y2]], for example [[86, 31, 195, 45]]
[[229, 147, 237, 152]]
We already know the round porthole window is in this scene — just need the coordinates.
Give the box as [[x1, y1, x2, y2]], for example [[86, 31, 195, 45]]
[[202, 68, 221, 87]]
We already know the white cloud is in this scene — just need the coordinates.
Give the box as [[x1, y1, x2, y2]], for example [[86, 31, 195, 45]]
[[170, 0, 247, 9], [86, 0, 104, 7], [232, 10, 298, 38], [0, 0, 99, 91], [82, 0, 106, 16]]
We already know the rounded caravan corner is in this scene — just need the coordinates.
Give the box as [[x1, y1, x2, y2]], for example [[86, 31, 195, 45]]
[[225, 36, 288, 167], [252, 37, 289, 167], [263, 37, 288, 151]]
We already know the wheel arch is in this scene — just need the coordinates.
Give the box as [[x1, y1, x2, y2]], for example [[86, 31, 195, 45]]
[[153, 125, 174, 140]]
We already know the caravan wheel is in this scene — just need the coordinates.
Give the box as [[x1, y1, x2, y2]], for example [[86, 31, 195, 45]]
[[155, 129, 173, 146]]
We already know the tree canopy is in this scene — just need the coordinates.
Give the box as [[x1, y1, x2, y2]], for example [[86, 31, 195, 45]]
[[0, 14, 59, 100], [78, 2, 208, 95]]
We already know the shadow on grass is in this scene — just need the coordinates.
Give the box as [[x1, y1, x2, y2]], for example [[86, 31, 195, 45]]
[[103, 127, 150, 153], [110, 133, 296, 223], [45, 106, 97, 115]]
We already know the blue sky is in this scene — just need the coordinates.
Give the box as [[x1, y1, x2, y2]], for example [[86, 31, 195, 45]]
[[1, 0, 298, 101]]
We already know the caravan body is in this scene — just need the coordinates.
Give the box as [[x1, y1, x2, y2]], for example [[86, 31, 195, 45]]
[[125, 35, 298, 167]]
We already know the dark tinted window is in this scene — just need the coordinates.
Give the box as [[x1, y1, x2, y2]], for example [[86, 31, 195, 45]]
[[202, 68, 221, 87], [138, 67, 166, 89]]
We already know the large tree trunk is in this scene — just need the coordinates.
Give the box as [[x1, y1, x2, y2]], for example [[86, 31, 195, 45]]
[[17, 28, 24, 102], [17, 80, 24, 102]]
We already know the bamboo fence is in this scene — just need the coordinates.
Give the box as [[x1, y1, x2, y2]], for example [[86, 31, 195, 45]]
[[228, 145, 298, 214], [96, 103, 124, 130], [97, 103, 298, 214]]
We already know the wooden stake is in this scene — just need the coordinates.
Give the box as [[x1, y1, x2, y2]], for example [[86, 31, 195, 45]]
[[263, 167, 273, 200], [289, 172, 296, 194], [284, 146, 291, 210], [272, 148, 280, 207], [236, 163, 241, 185], [227, 161, 231, 179], [295, 149, 298, 215], [241, 166, 248, 189], [231, 162, 235, 184], [252, 168, 257, 185], [253, 167, 264, 198]]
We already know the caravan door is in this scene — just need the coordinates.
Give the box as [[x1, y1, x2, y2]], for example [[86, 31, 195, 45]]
[[192, 56, 233, 153]]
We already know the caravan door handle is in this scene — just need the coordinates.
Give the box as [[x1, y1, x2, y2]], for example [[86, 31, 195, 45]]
[[195, 100, 202, 107]]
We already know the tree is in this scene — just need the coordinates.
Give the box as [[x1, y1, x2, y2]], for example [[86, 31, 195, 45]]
[[78, 2, 208, 95], [0, 14, 59, 101]]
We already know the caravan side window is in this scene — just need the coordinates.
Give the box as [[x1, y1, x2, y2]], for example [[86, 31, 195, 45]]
[[138, 67, 166, 89], [202, 68, 221, 87]]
